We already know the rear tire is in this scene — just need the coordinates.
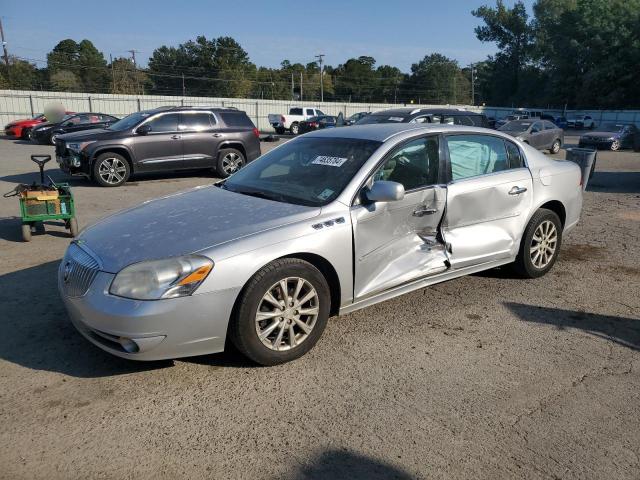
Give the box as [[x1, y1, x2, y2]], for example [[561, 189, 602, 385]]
[[68, 217, 78, 237], [290, 123, 299, 135], [513, 209, 562, 278], [20, 128, 30, 140], [228, 258, 331, 366], [216, 148, 245, 178], [275, 127, 285, 135], [21, 223, 31, 242], [92, 152, 130, 187]]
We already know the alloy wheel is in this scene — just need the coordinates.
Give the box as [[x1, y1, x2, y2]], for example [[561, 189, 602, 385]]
[[221, 152, 244, 175], [98, 157, 127, 185], [530, 220, 558, 269], [50, 134, 59, 144], [255, 277, 320, 351], [611, 140, 620, 151], [551, 140, 560, 153]]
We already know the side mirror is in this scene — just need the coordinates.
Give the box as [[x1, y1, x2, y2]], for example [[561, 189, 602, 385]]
[[137, 124, 151, 135], [365, 181, 405, 203]]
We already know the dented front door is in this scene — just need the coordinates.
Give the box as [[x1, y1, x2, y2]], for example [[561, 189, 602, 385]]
[[351, 135, 448, 299]]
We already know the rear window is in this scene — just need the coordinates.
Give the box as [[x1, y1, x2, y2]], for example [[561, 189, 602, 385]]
[[356, 114, 407, 125], [219, 112, 255, 128], [290, 108, 303, 115]]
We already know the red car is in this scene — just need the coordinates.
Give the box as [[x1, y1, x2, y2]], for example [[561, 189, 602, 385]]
[[4, 112, 74, 139]]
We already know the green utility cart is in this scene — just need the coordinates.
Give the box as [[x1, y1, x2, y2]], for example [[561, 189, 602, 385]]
[[4, 155, 78, 242]]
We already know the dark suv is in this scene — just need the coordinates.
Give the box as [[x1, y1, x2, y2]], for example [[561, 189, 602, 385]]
[[56, 106, 261, 187], [355, 107, 490, 128]]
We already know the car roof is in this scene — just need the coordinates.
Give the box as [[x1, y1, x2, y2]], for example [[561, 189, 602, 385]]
[[305, 123, 495, 142], [368, 107, 484, 117], [141, 106, 241, 114]]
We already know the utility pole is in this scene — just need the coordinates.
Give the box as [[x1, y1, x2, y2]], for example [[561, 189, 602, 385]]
[[470, 63, 477, 106], [0, 18, 9, 68], [128, 49, 139, 95], [110, 54, 115, 93], [291, 72, 294, 100], [182, 73, 185, 97], [315, 54, 325, 102], [300, 72, 303, 101]]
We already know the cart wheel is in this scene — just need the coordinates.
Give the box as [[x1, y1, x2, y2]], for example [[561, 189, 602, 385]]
[[21, 223, 32, 242], [68, 218, 78, 237]]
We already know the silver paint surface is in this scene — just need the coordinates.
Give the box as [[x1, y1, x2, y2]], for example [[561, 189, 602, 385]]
[[60, 124, 583, 360]]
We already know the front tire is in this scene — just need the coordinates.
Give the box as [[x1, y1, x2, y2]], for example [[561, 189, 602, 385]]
[[216, 148, 245, 178], [92, 152, 130, 187], [549, 139, 561, 154], [228, 258, 331, 366], [513, 209, 562, 278], [610, 140, 620, 151], [50, 132, 61, 145]]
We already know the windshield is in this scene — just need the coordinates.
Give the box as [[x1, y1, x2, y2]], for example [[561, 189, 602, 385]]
[[499, 120, 533, 131], [107, 111, 153, 131], [598, 123, 624, 132], [356, 114, 406, 125], [223, 137, 382, 207]]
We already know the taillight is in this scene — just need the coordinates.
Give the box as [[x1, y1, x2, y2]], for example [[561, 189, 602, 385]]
[[309, 122, 318, 128], [252, 128, 260, 138], [280, 115, 285, 123]]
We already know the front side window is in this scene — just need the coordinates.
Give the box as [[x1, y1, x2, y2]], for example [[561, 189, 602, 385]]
[[146, 113, 179, 133], [530, 122, 543, 133], [374, 136, 440, 191], [316, 110, 325, 116], [180, 112, 214, 131], [306, 109, 315, 116], [446, 134, 510, 181], [223, 137, 381, 206]]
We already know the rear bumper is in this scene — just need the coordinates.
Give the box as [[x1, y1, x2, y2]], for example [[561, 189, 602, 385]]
[[578, 141, 613, 149]]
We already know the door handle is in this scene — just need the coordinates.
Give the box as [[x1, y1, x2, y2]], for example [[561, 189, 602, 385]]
[[412, 207, 437, 217], [212, 133, 223, 138], [171, 134, 181, 140], [508, 186, 527, 195]]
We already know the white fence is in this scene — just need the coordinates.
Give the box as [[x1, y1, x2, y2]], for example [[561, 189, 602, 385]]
[[1, 89, 639, 131]]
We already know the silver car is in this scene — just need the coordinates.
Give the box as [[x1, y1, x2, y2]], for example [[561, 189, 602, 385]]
[[58, 124, 583, 365], [499, 119, 564, 153]]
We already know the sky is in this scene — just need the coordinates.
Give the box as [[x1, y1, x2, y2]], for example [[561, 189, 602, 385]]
[[2, 0, 535, 72]]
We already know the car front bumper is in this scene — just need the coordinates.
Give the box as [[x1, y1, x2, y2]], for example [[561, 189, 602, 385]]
[[578, 140, 615, 149], [4, 125, 20, 136], [59, 266, 240, 361]]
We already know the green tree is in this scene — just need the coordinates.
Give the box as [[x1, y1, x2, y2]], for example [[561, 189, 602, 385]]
[[50, 70, 81, 91], [0, 57, 39, 89], [472, 1, 535, 104], [533, 0, 640, 108], [47, 39, 109, 92], [402, 53, 468, 104]]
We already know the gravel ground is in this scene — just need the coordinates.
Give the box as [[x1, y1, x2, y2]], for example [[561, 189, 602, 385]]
[[0, 134, 638, 480]]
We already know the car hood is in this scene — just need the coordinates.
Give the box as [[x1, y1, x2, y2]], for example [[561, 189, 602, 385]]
[[58, 128, 115, 141], [8, 118, 38, 126], [582, 131, 620, 139], [78, 185, 321, 273], [501, 129, 527, 136]]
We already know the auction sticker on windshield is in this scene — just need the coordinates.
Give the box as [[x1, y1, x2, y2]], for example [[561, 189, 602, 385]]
[[311, 156, 349, 167]]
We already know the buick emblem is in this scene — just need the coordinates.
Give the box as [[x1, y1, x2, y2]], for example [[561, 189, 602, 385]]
[[63, 261, 72, 284]]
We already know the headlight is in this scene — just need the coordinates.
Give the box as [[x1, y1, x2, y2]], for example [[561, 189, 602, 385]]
[[109, 255, 213, 300], [67, 141, 95, 152]]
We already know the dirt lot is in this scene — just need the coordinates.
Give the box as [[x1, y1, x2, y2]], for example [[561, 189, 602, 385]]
[[0, 134, 638, 480]]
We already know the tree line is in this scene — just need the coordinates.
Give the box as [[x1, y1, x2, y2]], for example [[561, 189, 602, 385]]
[[1, 0, 638, 109]]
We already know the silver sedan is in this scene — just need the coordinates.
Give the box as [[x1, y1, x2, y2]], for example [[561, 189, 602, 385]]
[[499, 119, 564, 153], [59, 124, 583, 365]]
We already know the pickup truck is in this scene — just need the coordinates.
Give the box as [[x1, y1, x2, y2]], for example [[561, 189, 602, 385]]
[[268, 107, 326, 135]]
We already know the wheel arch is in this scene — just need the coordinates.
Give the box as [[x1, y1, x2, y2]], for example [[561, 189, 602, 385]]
[[230, 252, 342, 321], [538, 200, 566, 228], [91, 146, 135, 173], [219, 141, 246, 158]]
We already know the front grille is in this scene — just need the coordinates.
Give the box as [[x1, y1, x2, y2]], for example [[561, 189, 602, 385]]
[[60, 243, 100, 297]]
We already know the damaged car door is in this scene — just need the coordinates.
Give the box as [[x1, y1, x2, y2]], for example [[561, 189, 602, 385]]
[[442, 134, 533, 269], [351, 135, 448, 299]]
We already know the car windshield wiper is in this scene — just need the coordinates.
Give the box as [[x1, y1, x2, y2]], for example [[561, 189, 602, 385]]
[[226, 186, 287, 203]]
